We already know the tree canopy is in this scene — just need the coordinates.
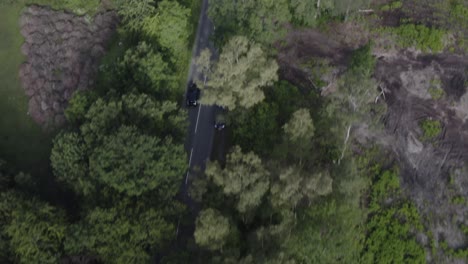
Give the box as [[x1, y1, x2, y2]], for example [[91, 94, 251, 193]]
[[90, 126, 186, 196], [5, 197, 66, 264], [205, 146, 270, 214], [199, 37, 278, 109], [194, 208, 231, 251], [65, 199, 174, 264]]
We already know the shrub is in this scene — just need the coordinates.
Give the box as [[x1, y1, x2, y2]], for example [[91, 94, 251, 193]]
[[389, 24, 446, 52], [349, 43, 376, 78], [362, 170, 426, 264], [451, 195, 466, 205], [420, 119, 442, 140], [380, 0, 403, 11], [428, 87, 445, 99]]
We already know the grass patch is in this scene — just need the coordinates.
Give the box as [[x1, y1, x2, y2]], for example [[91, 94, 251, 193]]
[[0, 5, 52, 175], [420, 118, 442, 141]]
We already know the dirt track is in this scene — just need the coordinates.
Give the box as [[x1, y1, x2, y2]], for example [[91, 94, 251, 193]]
[[19, 5, 117, 129]]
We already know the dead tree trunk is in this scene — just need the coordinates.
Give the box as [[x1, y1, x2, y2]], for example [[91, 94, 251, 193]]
[[338, 125, 352, 164]]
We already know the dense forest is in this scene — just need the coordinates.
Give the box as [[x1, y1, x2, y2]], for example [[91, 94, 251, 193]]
[[0, 0, 467, 263]]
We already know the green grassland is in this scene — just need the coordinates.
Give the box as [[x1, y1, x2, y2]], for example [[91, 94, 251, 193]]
[[0, 5, 53, 175]]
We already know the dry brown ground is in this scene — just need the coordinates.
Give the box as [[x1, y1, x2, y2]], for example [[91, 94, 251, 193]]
[[19, 5, 118, 129]]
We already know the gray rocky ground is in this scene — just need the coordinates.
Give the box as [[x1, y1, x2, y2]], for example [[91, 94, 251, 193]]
[[19, 5, 118, 129]]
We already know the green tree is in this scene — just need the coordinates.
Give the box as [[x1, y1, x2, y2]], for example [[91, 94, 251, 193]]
[[290, 0, 335, 26], [143, 0, 190, 65], [205, 146, 270, 214], [201, 36, 278, 109], [361, 170, 425, 264], [0, 160, 13, 191], [208, 0, 291, 44], [51, 132, 93, 196], [275, 108, 315, 161], [80, 94, 186, 147], [283, 108, 315, 143], [284, 159, 368, 263], [195, 49, 213, 87], [231, 101, 280, 156], [120, 42, 179, 96], [331, 0, 371, 20], [64, 91, 91, 124], [5, 198, 66, 264], [244, 0, 291, 44], [194, 208, 231, 251], [117, 0, 156, 34], [326, 44, 378, 163], [64, 199, 174, 264], [89, 126, 186, 196], [270, 167, 333, 210]]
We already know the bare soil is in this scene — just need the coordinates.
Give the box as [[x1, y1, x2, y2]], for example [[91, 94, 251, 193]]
[[19, 5, 118, 129]]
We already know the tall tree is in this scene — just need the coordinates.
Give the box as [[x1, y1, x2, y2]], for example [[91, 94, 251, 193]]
[[331, 0, 371, 19], [270, 166, 333, 210], [195, 49, 213, 87], [64, 90, 91, 125], [283, 108, 315, 143], [205, 146, 270, 214], [282, 108, 316, 159], [120, 42, 179, 96], [201, 36, 278, 109], [231, 101, 280, 156], [80, 93, 186, 147], [64, 199, 174, 264], [326, 44, 378, 163], [5, 197, 66, 264], [284, 159, 368, 263], [89, 126, 186, 196], [208, 0, 291, 44], [51, 132, 93, 196], [290, 0, 335, 26], [143, 0, 190, 66], [194, 208, 231, 251], [117, 0, 156, 34]]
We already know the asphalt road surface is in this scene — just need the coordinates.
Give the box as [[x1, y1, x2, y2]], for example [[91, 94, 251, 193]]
[[182, 0, 217, 199], [175, 0, 220, 238]]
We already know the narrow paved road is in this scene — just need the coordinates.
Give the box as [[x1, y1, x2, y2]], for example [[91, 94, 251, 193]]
[[182, 0, 217, 201], [174, 0, 220, 239]]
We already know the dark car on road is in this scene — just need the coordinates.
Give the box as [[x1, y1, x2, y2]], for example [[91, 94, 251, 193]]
[[186, 81, 200, 107], [214, 112, 226, 131]]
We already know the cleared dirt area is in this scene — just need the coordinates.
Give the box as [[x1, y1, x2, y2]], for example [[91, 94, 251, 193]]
[[19, 5, 118, 129], [276, 22, 370, 90], [376, 52, 468, 256], [278, 18, 468, 262]]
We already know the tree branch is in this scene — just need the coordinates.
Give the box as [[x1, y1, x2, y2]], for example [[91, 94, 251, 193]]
[[358, 9, 374, 13]]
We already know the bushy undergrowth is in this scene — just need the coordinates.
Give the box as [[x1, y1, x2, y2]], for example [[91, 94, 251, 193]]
[[420, 119, 442, 140], [389, 24, 446, 52], [361, 169, 426, 264]]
